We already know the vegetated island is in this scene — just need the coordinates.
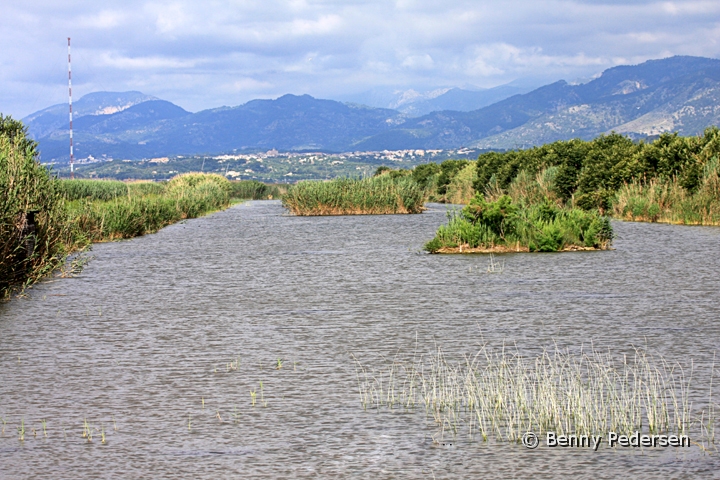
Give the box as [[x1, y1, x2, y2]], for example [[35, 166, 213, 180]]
[[282, 175, 427, 215], [0, 114, 280, 299], [424, 188, 614, 254]]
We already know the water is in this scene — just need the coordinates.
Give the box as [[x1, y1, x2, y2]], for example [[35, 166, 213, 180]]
[[1, 201, 719, 478]]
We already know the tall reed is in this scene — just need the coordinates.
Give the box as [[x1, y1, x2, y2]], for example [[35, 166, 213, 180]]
[[613, 157, 720, 225], [229, 180, 281, 200], [283, 175, 428, 215], [0, 133, 68, 298]]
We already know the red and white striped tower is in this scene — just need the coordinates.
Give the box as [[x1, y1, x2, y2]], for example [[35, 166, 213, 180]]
[[68, 37, 74, 179]]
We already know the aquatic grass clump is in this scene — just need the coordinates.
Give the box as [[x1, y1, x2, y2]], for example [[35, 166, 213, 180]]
[[425, 194, 613, 253], [354, 344, 718, 447], [283, 175, 428, 215]]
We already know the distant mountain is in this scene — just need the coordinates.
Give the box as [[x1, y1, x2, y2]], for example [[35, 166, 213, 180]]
[[30, 93, 403, 161], [23, 91, 158, 140], [355, 56, 720, 150], [22, 56, 720, 162], [339, 84, 529, 116]]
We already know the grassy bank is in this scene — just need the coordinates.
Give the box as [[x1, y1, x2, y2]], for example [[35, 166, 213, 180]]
[[0, 115, 242, 298], [64, 173, 231, 242], [283, 175, 427, 215]]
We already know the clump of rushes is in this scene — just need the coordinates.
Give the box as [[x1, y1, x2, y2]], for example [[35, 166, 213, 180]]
[[282, 175, 428, 215], [425, 193, 613, 253]]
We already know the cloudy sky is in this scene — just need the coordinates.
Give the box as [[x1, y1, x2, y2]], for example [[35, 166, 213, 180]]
[[2, 0, 719, 118]]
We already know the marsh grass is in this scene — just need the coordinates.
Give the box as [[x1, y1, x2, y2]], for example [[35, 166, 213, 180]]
[[283, 175, 428, 215], [614, 158, 720, 225], [65, 173, 231, 242], [443, 164, 477, 205], [354, 344, 718, 447], [56, 179, 129, 201]]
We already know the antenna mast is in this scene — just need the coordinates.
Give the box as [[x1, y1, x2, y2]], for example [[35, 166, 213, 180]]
[[68, 37, 74, 179]]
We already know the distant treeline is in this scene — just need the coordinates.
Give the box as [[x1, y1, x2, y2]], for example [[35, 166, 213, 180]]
[[377, 127, 720, 225]]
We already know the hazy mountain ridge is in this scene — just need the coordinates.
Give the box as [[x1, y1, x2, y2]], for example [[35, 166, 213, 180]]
[[21, 55, 720, 162], [23, 91, 158, 140]]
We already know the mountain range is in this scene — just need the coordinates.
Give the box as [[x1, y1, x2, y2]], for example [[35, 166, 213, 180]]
[[22, 55, 720, 162]]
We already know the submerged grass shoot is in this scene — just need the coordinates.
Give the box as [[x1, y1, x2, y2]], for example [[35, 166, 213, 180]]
[[353, 344, 718, 448]]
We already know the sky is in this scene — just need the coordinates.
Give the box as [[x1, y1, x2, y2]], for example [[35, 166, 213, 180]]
[[2, 0, 719, 118]]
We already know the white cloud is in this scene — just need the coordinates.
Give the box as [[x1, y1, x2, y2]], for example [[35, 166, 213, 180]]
[[1, 0, 719, 117], [401, 54, 434, 70]]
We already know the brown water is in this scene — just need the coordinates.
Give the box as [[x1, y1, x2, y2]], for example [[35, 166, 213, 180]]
[[1, 201, 719, 478]]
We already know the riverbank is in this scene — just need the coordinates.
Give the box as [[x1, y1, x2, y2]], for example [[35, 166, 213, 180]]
[[0, 118, 241, 299]]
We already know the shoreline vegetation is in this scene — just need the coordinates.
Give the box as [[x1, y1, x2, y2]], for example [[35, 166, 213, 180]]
[[367, 128, 720, 253], [1, 115, 280, 299]]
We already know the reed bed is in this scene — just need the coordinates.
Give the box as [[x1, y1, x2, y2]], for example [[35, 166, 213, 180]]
[[353, 345, 717, 446], [67, 173, 231, 241], [283, 176, 428, 215], [613, 157, 720, 225], [1, 132, 67, 297], [56, 179, 129, 201]]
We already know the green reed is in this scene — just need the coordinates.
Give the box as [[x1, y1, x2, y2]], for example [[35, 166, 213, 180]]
[[229, 180, 282, 200], [613, 158, 720, 225], [283, 175, 428, 215], [56, 179, 129, 201]]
